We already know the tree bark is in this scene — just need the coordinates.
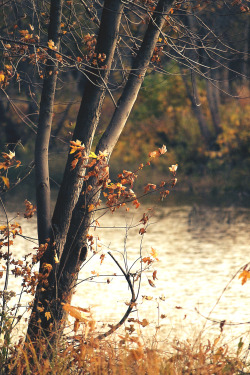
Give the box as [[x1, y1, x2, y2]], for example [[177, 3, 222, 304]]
[[27, 0, 63, 340], [35, 0, 63, 245]]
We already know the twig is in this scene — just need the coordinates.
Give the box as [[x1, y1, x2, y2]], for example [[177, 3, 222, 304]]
[[96, 251, 136, 340]]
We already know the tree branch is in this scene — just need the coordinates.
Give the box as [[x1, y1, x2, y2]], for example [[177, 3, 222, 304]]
[[97, 251, 136, 340], [96, 0, 176, 156]]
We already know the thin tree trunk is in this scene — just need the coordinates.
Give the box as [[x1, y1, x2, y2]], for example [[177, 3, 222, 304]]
[[35, 0, 63, 244], [181, 69, 211, 142], [206, 68, 222, 136], [242, 17, 249, 88], [27, 0, 63, 340], [180, 13, 211, 142]]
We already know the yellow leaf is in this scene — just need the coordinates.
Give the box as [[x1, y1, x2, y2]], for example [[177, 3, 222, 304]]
[[150, 248, 159, 261], [48, 39, 56, 50], [0, 73, 5, 83], [1, 176, 10, 189], [62, 303, 89, 322], [45, 311, 51, 320], [54, 254, 59, 263], [89, 151, 97, 159], [142, 296, 153, 301]]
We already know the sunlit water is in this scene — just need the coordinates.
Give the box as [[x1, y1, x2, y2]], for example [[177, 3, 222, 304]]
[[1, 203, 250, 348]]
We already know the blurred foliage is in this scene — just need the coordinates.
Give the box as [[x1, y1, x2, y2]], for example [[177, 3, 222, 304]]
[[1, 64, 249, 198], [109, 66, 250, 195]]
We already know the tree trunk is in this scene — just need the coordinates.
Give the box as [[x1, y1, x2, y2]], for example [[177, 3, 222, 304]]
[[181, 69, 211, 142], [206, 68, 222, 136], [27, 0, 63, 340], [27, 0, 125, 342]]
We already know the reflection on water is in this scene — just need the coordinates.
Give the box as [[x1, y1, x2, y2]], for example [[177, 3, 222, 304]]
[[1, 204, 250, 345]]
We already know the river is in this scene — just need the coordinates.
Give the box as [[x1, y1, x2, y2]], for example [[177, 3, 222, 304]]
[[1, 202, 250, 348]]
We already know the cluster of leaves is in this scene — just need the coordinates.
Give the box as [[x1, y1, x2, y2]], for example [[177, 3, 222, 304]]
[[69, 141, 175, 215], [0, 151, 21, 191]]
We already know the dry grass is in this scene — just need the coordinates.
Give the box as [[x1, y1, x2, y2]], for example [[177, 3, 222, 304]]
[[2, 324, 249, 375]]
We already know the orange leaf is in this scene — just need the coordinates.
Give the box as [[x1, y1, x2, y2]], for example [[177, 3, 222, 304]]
[[152, 270, 158, 280], [144, 183, 156, 193], [45, 311, 51, 320], [62, 303, 89, 321], [1, 176, 9, 189], [239, 270, 250, 285], [139, 228, 146, 235], [71, 158, 79, 170], [148, 150, 159, 158], [148, 279, 156, 288], [133, 199, 140, 209]]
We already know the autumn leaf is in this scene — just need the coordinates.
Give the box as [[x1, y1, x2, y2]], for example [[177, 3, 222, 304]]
[[142, 296, 153, 300], [152, 270, 158, 280], [150, 248, 159, 261], [133, 199, 140, 209], [54, 254, 59, 264], [37, 306, 45, 312], [1, 176, 10, 189], [148, 150, 159, 158], [158, 145, 167, 154], [239, 270, 250, 285], [0, 72, 5, 83], [140, 213, 149, 225], [171, 178, 178, 187], [69, 139, 84, 154], [100, 254, 105, 264], [62, 303, 89, 321], [42, 263, 53, 272], [139, 228, 146, 235], [71, 158, 79, 170], [148, 279, 156, 288], [48, 39, 57, 50], [142, 256, 152, 265], [45, 311, 51, 320], [140, 318, 149, 327], [169, 164, 178, 173], [89, 151, 98, 159], [24, 199, 36, 218]]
